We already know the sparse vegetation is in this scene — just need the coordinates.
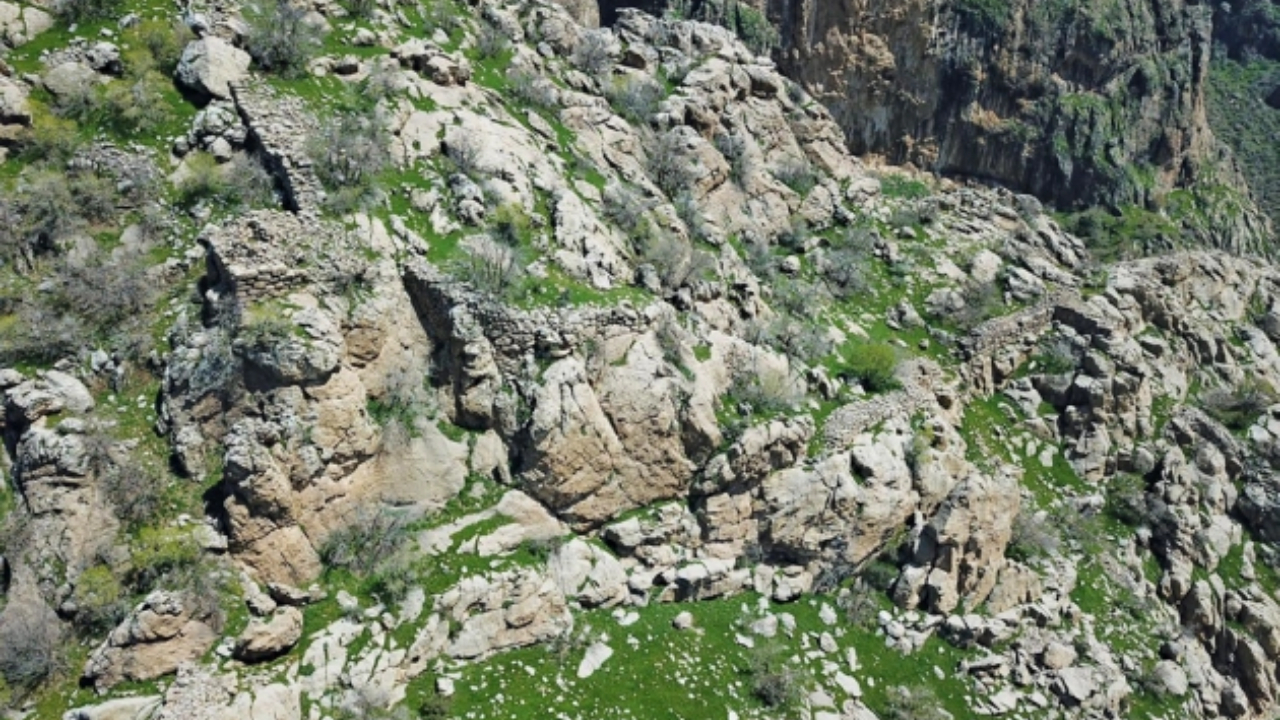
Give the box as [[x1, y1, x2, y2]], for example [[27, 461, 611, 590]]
[[244, 0, 325, 78], [309, 110, 391, 212], [843, 342, 900, 392], [745, 642, 808, 709]]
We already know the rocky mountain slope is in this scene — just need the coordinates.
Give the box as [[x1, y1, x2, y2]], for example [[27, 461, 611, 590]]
[[600, 0, 1277, 256], [2, 0, 1280, 719]]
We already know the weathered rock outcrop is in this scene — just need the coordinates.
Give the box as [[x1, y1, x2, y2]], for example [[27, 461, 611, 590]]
[[597, 0, 1272, 252]]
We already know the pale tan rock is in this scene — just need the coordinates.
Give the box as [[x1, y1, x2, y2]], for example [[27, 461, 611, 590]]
[[84, 592, 218, 689], [234, 607, 303, 662]]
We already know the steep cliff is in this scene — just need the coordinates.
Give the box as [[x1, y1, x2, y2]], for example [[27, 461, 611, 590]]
[[599, 0, 1274, 254]]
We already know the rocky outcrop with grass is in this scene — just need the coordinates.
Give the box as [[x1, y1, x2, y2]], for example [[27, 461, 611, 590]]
[[3, 0, 1280, 719]]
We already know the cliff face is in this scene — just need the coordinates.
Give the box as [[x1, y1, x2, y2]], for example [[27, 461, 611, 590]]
[[598, 0, 1274, 252]]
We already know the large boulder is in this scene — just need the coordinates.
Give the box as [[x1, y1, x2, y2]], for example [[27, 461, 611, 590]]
[[83, 592, 219, 689], [176, 37, 252, 100], [234, 607, 303, 662]]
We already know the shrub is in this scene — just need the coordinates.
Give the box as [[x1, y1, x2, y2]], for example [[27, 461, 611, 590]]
[[452, 238, 526, 299], [129, 526, 201, 591], [639, 232, 715, 290], [53, 251, 157, 337], [772, 157, 818, 196], [244, 0, 324, 78], [602, 183, 654, 249], [99, 70, 175, 136], [571, 29, 613, 75], [845, 343, 899, 392], [645, 130, 695, 197], [723, 349, 804, 416], [490, 203, 533, 246], [509, 68, 558, 108], [607, 75, 663, 125], [320, 508, 411, 573], [1202, 378, 1279, 431], [955, 0, 1011, 35], [714, 132, 751, 188], [123, 19, 191, 75], [309, 111, 390, 211], [18, 109, 82, 163], [72, 565, 129, 634], [366, 556, 416, 605], [177, 152, 275, 210], [519, 535, 567, 563], [745, 642, 807, 709], [101, 455, 167, 529], [236, 312, 296, 355], [823, 248, 870, 299], [444, 133, 484, 180], [475, 21, 509, 59], [673, 192, 708, 243], [883, 684, 949, 720], [775, 216, 809, 251], [54, 0, 124, 24], [1034, 334, 1079, 375], [1105, 473, 1151, 527], [0, 301, 89, 365], [0, 600, 64, 696], [1006, 502, 1060, 562]]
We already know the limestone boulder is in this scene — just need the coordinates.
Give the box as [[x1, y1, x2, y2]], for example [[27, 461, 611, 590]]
[[234, 607, 303, 662], [176, 37, 252, 100], [84, 592, 219, 689]]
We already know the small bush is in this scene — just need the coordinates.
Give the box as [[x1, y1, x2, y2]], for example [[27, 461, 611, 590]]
[[1105, 473, 1151, 527], [55, 0, 124, 24], [236, 312, 296, 355], [823, 248, 870, 300], [176, 152, 276, 210], [602, 183, 654, 249], [772, 157, 818, 196], [571, 30, 613, 76], [883, 684, 949, 720], [509, 68, 558, 108], [320, 508, 411, 573], [101, 455, 168, 529], [607, 75, 663, 125], [444, 133, 485, 180], [72, 565, 129, 635], [1034, 335, 1079, 375], [244, 0, 325, 78], [490, 203, 533, 246], [0, 600, 64, 697], [845, 343, 899, 392], [954, 0, 1011, 35], [99, 71, 175, 136], [1006, 502, 1060, 562], [452, 238, 526, 299], [519, 535, 567, 563], [1202, 378, 1279, 431], [745, 642, 807, 709], [645, 130, 695, 197], [673, 192, 708, 243], [129, 526, 201, 591], [714, 132, 751, 188], [723, 349, 804, 416], [123, 19, 192, 75], [309, 111, 390, 212], [639, 232, 715, 290], [475, 22, 510, 59], [775, 216, 809, 251], [18, 109, 82, 163]]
